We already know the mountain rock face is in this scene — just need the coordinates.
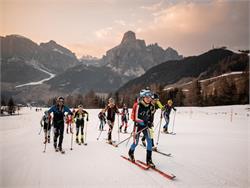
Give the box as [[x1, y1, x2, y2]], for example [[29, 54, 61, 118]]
[[1, 31, 183, 103], [38, 40, 79, 73], [118, 49, 249, 96], [1, 35, 78, 74], [103, 31, 182, 80], [46, 65, 122, 94]]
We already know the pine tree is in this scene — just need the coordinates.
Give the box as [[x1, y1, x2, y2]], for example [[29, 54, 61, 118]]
[[8, 97, 15, 115], [190, 79, 202, 106], [175, 89, 185, 106], [1, 98, 6, 106]]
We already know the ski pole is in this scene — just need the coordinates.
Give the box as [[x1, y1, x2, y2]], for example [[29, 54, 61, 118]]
[[84, 121, 88, 145], [70, 124, 74, 150], [171, 110, 177, 133], [97, 121, 106, 140], [125, 122, 135, 147], [117, 113, 120, 143], [38, 126, 42, 135], [154, 118, 161, 132], [115, 126, 148, 147], [125, 132, 132, 147], [43, 122, 49, 153], [156, 111, 163, 145]]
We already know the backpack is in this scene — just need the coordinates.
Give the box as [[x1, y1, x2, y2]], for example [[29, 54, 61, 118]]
[[130, 101, 138, 121]]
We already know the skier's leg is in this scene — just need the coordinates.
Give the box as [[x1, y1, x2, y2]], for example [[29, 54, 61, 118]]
[[129, 126, 141, 161], [164, 116, 170, 133], [130, 126, 141, 150], [53, 126, 59, 149], [81, 123, 84, 143], [48, 123, 51, 143], [144, 129, 155, 167], [76, 123, 79, 143], [107, 120, 114, 142], [58, 123, 64, 150], [124, 118, 128, 132]]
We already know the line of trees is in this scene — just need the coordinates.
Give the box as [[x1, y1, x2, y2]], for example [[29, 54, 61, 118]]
[[1, 97, 16, 115]]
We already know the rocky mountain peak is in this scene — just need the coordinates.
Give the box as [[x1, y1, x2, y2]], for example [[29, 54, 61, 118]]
[[121, 31, 136, 44]]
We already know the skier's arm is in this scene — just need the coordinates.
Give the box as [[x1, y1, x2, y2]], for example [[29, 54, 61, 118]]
[[134, 104, 144, 125], [40, 117, 44, 127], [64, 106, 73, 115], [48, 105, 55, 114], [156, 100, 164, 110], [104, 105, 108, 112], [83, 110, 89, 121], [115, 105, 120, 114]]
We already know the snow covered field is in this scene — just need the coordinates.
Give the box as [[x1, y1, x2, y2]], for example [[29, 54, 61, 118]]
[[0, 105, 249, 188]]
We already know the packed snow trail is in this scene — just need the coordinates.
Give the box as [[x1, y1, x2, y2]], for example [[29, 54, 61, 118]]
[[0, 106, 249, 188], [15, 66, 55, 88]]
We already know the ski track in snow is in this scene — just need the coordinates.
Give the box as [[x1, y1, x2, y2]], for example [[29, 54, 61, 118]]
[[15, 67, 55, 88], [0, 105, 249, 188]]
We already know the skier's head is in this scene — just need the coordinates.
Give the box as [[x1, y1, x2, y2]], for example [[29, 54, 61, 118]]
[[57, 96, 64, 106], [141, 90, 153, 104], [167, 99, 173, 106], [108, 97, 114, 104], [78, 104, 83, 111], [139, 89, 151, 98]]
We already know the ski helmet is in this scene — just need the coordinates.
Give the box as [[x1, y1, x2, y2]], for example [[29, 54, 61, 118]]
[[139, 89, 151, 98], [140, 90, 153, 98]]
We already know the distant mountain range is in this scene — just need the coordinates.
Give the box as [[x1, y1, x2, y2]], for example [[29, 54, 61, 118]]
[[1, 31, 182, 102], [1, 32, 248, 105], [118, 48, 249, 100]]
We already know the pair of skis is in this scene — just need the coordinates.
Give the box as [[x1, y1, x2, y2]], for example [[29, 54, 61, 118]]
[[161, 131, 176, 135], [121, 155, 176, 180]]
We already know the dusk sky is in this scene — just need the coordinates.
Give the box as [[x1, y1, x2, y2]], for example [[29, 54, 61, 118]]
[[1, 0, 249, 58]]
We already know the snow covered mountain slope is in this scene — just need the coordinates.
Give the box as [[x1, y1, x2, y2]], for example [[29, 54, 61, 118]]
[[0, 105, 249, 187]]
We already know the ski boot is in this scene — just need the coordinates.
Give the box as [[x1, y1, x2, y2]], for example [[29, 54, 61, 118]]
[[128, 149, 135, 162], [70, 127, 73, 134], [119, 126, 122, 133], [124, 127, 127, 133], [48, 136, 50, 143], [54, 143, 59, 152], [146, 150, 155, 168], [66, 128, 69, 134], [59, 147, 65, 154], [76, 137, 79, 144], [108, 139, 112, 144], [163, 128, 169, 134]]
